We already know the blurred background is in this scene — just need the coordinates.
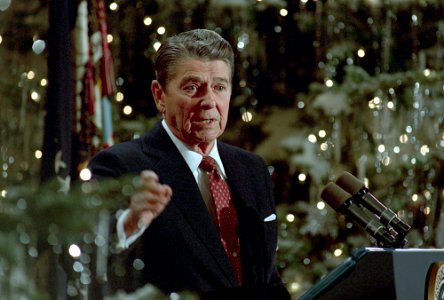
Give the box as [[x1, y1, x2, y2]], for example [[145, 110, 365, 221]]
[[1, 0, 444, 299]]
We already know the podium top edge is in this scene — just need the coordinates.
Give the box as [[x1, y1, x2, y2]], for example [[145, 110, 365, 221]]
[[363, 247, 444, 253]]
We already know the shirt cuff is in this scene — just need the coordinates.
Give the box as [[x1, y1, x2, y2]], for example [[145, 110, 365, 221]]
[[116, 209, 148, 251]]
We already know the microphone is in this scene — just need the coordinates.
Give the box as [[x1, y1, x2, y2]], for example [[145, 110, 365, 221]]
[[321, 182, 397, 247], [335, 172, 411, 236]]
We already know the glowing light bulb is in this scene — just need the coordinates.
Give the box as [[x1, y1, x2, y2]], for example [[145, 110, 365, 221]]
[[79, 168, 92, 181], [109, 2, 118, 11], [30, 91, 40, 101], [241, 111, 253, 122], [420, 145, 429, 156], [357, 48, 365, 57], [290, 282, 301, 292], [280, 9, 288, 17], [123, 105, 133, 115], [381, 156, 390, 166], [69, 244, 82, 258], [144, 17, 153, 26], [286, 213, 295, 222], [308, 134, 317, 143], [334, 248, 343, 257], [325, 79, 334, 87], [298, 173, 307, 182], [153, 41, 161, 51], [320, 143, 329, 151], [116, 92, 124, 102], [27, 71, 35, 80], [399, 134, 408, 143], [34, 150, 42, 159]]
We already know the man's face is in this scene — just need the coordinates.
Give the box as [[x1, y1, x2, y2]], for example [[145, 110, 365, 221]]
[[152, 58, 231, 152]]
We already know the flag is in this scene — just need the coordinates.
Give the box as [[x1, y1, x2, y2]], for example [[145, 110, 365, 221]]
[[72, 0, 116, 173], [95, 0, 116, 147]]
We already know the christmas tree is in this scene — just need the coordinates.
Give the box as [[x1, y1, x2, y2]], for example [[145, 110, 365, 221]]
[[1, 0, 443, 298]]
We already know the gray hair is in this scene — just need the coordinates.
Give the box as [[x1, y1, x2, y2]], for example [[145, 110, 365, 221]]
[[154, 29, 234, 88]]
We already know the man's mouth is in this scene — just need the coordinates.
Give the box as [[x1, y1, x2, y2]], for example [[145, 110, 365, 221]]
[[194, 118, 216, 124]]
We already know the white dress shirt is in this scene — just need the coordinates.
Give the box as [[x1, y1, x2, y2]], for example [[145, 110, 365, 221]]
[[116, 119, 226, 250]]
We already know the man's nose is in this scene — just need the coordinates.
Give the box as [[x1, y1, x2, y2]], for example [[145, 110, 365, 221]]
[[200, 87, 216, 108]]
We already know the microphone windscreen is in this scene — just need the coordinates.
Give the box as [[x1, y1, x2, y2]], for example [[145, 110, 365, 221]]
[[336, 172, 365, 194], [321, 182, 352, 211]]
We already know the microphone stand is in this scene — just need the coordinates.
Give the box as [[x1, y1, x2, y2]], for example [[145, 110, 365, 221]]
[[355, 200, 409, 249]]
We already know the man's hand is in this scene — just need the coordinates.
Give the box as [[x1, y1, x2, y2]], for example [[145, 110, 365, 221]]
[[124, 170, 172, 236]]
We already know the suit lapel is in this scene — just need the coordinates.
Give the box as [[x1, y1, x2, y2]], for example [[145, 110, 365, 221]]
[[218, 142, 259, 212], [141, 122, 239, 286]]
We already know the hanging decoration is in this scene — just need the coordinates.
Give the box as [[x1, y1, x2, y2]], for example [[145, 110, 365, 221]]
[[1, 0, 444, 299]]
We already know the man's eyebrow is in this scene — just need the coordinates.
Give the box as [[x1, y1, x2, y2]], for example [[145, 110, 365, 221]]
[[213, 77, 230, 84], [179, 76, 230, 85], [181, 75, 202, 82], [179, 75, 202, 86], [180, 75, 201, 85]]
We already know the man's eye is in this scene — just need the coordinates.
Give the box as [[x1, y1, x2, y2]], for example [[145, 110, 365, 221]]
[[184, 85, 198, 93], [215, 85, 226, 92]]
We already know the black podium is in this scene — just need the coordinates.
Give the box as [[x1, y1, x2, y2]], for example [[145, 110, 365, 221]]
[[299, 247, 444, 300]]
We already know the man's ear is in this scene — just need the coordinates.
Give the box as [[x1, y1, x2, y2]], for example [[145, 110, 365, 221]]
[[151, 80, 166, 113]]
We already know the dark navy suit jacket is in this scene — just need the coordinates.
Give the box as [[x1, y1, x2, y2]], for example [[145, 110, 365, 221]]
[[88, 121, 290, 299]]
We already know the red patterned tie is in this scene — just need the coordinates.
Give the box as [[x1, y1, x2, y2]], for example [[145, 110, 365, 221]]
[[199, 156, 242, 285]]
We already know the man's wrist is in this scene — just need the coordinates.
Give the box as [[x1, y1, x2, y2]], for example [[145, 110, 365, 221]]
[[116, 209, 147, 250], [123, 211, 139, 236]]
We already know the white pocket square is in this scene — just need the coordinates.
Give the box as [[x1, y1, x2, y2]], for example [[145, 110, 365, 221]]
[[263, 213, 276, 222]]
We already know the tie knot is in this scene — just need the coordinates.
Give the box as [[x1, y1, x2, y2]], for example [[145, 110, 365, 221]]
[[199, 156, 217, 173]]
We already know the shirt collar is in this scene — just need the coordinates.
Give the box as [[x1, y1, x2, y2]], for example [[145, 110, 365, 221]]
[[161, 119, 226, 177]]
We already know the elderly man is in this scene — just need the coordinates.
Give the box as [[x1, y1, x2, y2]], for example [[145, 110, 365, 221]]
[[88, 29, 290, 299]]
